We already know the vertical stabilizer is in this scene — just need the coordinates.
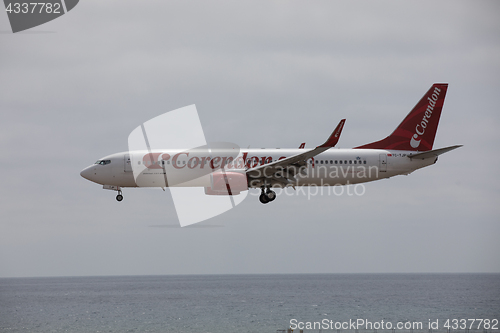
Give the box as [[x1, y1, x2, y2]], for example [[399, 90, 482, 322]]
[[355, 83, 448, 151]]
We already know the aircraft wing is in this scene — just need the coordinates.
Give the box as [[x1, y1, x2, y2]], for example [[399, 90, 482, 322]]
[[246, 119, 345, 183]]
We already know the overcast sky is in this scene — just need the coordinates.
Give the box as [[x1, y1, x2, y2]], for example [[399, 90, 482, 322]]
[[1, 1, 499, 277]]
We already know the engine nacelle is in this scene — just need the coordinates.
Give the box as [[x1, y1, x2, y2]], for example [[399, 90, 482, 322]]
[[204, 171, 248, 195]]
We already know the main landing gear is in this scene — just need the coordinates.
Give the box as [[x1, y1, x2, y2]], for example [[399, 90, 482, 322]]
[[259, 188, 276, 204], [116, 190, 123, 202]]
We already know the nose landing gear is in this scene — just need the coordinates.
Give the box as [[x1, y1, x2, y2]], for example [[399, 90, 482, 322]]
[[103, 185, 124, 202], [259, 188, 276, 204]]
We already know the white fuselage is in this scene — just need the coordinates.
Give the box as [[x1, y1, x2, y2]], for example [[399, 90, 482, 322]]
[[80, 148, 436, 189]]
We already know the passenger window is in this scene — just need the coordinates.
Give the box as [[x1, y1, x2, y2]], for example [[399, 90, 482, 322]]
[[364, 161, 366, 164], [344, 160, 347, 164], [335, 160, 338, 164], [349, 160, 352, 164], [339, 160, 342, 164]]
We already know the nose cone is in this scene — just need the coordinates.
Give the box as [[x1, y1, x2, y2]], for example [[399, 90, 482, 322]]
[[80, 166, 93, 181]]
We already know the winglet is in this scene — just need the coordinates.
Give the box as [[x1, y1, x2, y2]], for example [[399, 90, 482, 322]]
[[318, 119, 346, 148], [298, 142, 306, 149]]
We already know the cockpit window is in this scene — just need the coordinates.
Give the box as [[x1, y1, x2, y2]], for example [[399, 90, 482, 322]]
[[95, 160, 111, 165]]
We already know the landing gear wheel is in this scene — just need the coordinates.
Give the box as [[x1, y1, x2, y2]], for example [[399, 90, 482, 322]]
[[116, 194, 123, 202], [259, 193, 270, 204], [266, 190, 276, 202]]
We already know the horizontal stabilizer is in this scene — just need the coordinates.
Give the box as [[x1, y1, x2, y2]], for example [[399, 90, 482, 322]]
[[407, 145, 462, 159]]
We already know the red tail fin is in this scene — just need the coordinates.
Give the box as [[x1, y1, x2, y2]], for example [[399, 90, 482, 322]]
[[355, 83, 448, 151]]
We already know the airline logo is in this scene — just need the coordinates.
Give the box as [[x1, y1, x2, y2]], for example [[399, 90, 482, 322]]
[[334, 121, 344, 138], [410, 86, 441, 148], [142, 152, 286, 170]]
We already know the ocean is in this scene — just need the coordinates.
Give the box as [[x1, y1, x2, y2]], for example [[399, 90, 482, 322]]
[[1, 274, 499, 333]]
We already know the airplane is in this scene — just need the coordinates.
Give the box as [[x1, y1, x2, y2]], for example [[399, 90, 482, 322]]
[[80, 83, 461, 204]]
